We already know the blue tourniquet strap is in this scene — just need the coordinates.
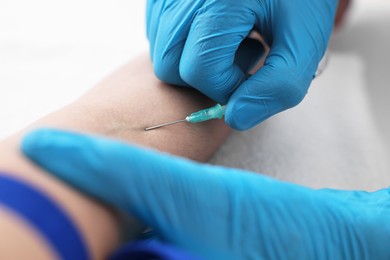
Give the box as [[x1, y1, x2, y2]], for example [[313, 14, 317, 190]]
[[110, 239, 201, 260], [0, 173, 90, 260]]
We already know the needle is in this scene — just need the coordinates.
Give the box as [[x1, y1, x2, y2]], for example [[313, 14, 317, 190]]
[[145, 119, 187, 131], [145, 104, 226, 131]]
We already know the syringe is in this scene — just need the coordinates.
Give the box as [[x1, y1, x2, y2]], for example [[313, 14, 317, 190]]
[[145, 104, 226, 131]]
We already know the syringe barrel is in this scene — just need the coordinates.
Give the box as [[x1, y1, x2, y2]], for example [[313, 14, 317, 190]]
[[187, 104, 226, 123]]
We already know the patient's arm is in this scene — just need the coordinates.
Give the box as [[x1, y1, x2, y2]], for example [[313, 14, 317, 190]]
[[0, 54, 231, 259]]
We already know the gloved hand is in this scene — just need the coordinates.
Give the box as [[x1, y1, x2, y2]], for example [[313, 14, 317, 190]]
[[22, 129, 390, 259], [147, 0, 339, 130]]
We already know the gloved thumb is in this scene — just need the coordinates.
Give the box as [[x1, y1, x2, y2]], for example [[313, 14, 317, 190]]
[[20, 128, 235, 257], [225, 49, 315, 130]]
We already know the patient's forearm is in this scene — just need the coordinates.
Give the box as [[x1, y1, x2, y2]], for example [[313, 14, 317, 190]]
[[0, 54, 231, 259], [50, 54, 230, 160]]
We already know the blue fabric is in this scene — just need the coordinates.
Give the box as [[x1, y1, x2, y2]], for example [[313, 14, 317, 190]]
[[0, 173, 90, 260], [110, 240, 201, 260]]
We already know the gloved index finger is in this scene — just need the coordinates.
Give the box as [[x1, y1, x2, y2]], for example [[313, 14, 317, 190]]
[[180, 2, 256, 104], [151, 0, 205, 86]]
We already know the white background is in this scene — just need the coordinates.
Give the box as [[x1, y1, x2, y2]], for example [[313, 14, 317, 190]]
[[0, 1, 148, 136]]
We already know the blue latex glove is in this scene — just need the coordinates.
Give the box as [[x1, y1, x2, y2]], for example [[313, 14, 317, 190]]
[[22, 129, 390, 259], [147, 0, 338, 130]]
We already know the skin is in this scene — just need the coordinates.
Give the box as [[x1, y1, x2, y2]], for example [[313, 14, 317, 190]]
[[0, 206, 57, 259], [0, 54, 231, 259], [335, 0, 351, 29]]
